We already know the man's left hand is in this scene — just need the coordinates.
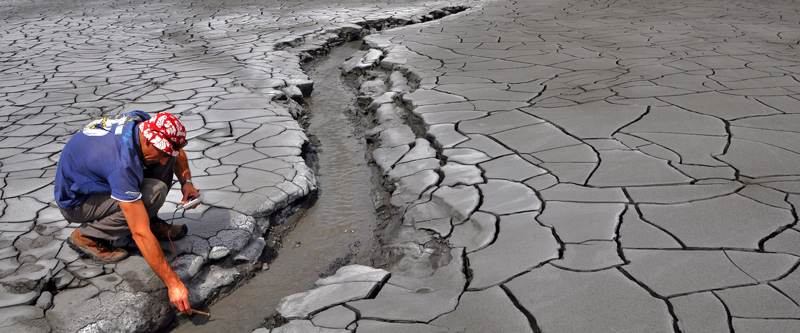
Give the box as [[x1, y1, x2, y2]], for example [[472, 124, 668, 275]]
[[181, 182, 200, 210]]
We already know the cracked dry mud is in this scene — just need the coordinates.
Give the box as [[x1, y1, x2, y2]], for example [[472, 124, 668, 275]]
[[272, 0, 800, 332], [2, 0, 800, 332]]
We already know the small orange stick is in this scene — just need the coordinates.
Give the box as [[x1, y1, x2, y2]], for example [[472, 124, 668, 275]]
[[190, 308, 227, 320], [191, 309, 210, 316]]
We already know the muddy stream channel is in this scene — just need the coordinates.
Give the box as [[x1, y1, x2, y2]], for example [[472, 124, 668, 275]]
[[173, 42, 384, 333]]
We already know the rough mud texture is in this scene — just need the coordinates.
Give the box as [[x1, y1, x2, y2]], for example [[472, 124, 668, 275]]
[[4, 0, 800, 332], [0, 0, 482, 331], [272, 0, 800, 332]]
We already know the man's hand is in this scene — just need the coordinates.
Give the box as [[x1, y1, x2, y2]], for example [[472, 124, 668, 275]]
[[180, 182, 200, 210], [169, 283, 192, 315]]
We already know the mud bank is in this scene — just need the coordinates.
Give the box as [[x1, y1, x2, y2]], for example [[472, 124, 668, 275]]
[[171, 41, 384, 333]]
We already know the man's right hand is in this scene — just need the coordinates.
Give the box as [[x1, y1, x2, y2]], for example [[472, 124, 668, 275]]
[[169, 283, 192, 315]]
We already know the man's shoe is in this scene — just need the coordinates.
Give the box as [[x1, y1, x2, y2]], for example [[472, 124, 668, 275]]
[[150, 216, 188, 241], [67, 229, 129, 263]]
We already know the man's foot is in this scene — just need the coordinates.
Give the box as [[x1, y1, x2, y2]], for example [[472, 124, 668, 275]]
[[67, 229, 129, 263], [150, 216, 188, 241]]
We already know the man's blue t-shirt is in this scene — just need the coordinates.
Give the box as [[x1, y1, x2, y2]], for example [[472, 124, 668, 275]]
[[55, 111, 151, 209]]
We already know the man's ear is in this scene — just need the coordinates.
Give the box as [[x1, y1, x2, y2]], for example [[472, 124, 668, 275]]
[[138, 131, 149, 148]]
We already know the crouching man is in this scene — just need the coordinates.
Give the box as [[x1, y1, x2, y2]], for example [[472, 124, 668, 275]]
[[55, 111, 199, 315]]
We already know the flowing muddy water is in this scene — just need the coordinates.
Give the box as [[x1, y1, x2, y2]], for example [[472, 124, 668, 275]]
[[173, 41, 381, 333]]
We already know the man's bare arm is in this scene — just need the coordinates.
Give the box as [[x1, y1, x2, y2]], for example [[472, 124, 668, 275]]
[[174, 149, 191, 184], [174, 149, 199, 208], [119, 200, 191, 314]]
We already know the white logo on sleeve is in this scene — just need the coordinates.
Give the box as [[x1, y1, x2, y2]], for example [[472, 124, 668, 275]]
[[126, 191, 141, 197]]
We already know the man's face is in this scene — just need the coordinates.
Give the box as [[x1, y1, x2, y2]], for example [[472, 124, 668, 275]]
[[142, 140, 171, 165]]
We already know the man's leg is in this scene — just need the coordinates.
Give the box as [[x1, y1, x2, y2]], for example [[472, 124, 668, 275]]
[[60, 178, 169, 241], [144, 156, 176, 189]]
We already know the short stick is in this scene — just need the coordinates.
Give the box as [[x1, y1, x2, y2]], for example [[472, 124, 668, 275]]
[[191, 309, 210, 316]]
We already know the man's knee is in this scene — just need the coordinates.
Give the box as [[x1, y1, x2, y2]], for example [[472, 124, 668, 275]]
[[143, 157, 177, 186], [141, 178, 169, 215]]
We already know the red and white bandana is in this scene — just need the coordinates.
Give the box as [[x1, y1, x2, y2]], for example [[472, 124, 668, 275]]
[[139, 112, 187, 157]]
